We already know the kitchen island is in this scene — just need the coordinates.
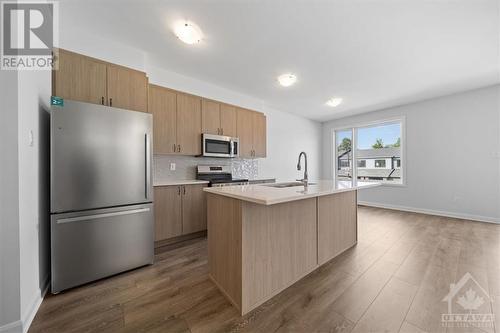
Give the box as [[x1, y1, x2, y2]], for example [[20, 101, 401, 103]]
[[204, 180, 379, 315]]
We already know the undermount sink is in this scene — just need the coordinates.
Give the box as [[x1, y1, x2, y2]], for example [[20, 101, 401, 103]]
[[263, 181, 316, 188]]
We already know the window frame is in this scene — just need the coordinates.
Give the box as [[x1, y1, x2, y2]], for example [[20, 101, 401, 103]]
[[332, 116, 406, 187]]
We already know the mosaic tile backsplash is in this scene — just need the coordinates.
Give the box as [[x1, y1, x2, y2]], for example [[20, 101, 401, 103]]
[[154, 155, 259, 183]]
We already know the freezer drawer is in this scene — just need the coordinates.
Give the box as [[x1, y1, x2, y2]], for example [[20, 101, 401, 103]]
[[51, 204, 154, 293]]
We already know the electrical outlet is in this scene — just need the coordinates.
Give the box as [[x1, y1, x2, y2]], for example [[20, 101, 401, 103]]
[[170, 163, 176, 171]]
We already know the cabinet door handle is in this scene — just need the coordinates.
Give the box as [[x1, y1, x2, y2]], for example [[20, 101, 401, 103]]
[[109, 98, 113, 107], [101, 96, 104, 105], [177, 186, 181, 195], [177, 145, 181, 153], [183, 186, 186, 195]]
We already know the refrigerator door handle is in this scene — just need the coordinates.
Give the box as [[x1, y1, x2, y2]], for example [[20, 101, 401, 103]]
[[145, 133, 151, 199], [56, 207, 151, 224]]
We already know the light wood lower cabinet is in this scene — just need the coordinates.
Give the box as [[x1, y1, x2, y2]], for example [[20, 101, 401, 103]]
[[154, 184, 207, 244], [154, 186, 182, 241], [182, 184, 207, 234], [317, 190, 357, 265]]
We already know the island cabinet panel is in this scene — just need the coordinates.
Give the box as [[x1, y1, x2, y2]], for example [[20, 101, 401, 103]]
[[149, 85, 177, 154], [317, 190, 357, 265], [207, 194, 243, 309], [154, 186, 182, 241], [240, 198, 317, 313], [107, 65, 148, 113], [176, 93, 202, 155], [53, 49, 107, 106], [201, 99, 221, 135], [220, 104, 237, 137], [182, 184, 207, 234]]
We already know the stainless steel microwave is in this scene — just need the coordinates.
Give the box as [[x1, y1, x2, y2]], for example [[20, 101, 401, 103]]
[[202, 133, 239, 158]]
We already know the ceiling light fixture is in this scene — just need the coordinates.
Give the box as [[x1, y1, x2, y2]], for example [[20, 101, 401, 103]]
[[326, 97, 343, 107], [174, 21, 203, 45], [277, 73, 297, 87]]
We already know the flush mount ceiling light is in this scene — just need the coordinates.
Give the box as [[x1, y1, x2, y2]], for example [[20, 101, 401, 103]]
[[277, 73, 297, 87], [173, 21, 203, 45], [326, 97, 343, 107]]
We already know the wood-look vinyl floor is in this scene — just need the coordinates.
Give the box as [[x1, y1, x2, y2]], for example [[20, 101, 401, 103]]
[[29, 206, 500, 333]]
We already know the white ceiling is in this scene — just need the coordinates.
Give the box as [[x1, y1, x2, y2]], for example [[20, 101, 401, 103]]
[[60, 0, 499, 122]]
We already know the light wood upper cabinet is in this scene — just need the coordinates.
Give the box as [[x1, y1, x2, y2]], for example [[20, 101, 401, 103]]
[[176, 93, 202, 155], [252, 112, 267, 158], [182, 184, 207, 234], [202, 100, 237, 137], [149, 85, 177, 154], [53, 49, 148, 112], [220, 104, 237, 137], [236, 108, 255, 158], [236, 108, 267, 158], [53, 49, 107, 105], [107, 65, 148, 113], [154, 186, 182, 241], [202, 99, 221, 135]]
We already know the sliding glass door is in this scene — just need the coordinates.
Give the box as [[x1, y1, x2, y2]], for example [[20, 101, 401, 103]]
[[335, 129, 354, 185]]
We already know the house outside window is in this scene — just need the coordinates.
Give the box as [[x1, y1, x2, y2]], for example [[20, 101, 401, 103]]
[[340, 160, 350, 168], [334, 119, 404, 185]]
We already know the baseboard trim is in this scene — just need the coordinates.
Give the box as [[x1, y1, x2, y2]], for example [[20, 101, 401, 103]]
[[0, 320, 22, 333], [358, 201, 499, 224], [21, 275, 49, 333]]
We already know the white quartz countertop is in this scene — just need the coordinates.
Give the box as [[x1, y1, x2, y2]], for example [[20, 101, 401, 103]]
[[203, 180, 380, 205], [154, 180, 209, 187]]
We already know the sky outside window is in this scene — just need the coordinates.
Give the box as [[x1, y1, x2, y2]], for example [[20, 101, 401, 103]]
[[357, 123, 400, 149]]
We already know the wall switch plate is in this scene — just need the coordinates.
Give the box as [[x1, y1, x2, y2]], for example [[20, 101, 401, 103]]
[[28, 130, 34, 147], [170, 163, 176, 171]]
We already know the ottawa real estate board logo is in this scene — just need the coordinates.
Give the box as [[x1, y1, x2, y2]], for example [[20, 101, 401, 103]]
[[441, 272, 495, 329], [1, 0, 58, 70]]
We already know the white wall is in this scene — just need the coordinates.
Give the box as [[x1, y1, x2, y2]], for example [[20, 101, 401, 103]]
[[0, 67, 22, 333], [16, 69, 51, 332], [323, 85, 500, 223]]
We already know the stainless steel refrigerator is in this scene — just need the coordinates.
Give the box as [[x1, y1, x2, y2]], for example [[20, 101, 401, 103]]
[[50, 100, 154, 294]]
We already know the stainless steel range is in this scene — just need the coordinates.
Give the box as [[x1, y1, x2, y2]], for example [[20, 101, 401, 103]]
[[196, 165, 248, 187]]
